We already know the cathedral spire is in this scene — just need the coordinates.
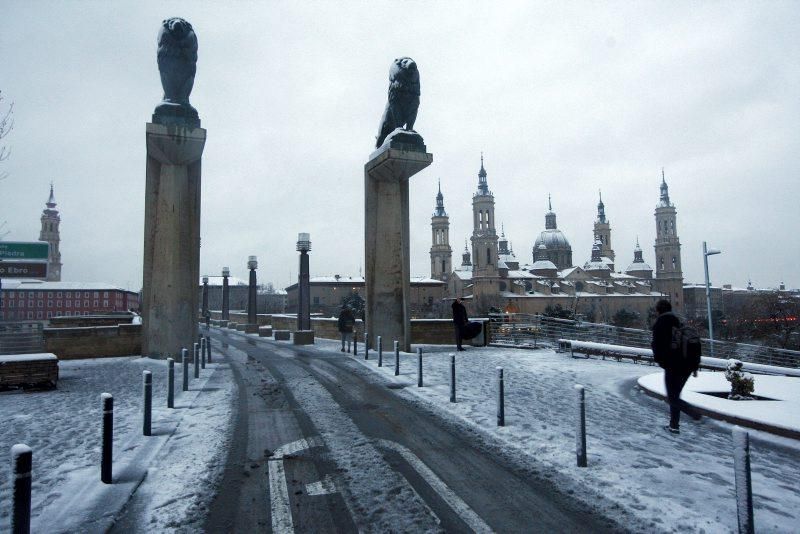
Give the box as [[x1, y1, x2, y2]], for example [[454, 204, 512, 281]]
[[434, 178, 446, 216], [545, 194, 557, 230], [477, 153, 489, 194], [659, 168, 671, 207], [596, 189, 606, 223], [46, 182, 56, 209]]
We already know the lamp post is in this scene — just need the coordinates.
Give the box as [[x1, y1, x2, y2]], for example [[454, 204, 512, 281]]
[[703, 241, 721, 357], [201, 275, 209, 325], [297, 233, 311, 331], [247, 256, 258, 325], [221, 267, 230, 321]]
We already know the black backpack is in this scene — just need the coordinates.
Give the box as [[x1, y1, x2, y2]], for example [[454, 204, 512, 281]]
[[671, 322, 702, 371]]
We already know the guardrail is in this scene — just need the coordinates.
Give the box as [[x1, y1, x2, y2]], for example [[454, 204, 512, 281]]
[[489, 313, 800, 369]]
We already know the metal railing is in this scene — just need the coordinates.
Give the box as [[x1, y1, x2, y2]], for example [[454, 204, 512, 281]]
[[489, 313, 800, 369], [0, 322, 45, 355]]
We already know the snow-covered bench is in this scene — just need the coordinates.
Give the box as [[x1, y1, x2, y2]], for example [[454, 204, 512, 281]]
[[0, 353, 59, 389], [558, 339, 654, 364]]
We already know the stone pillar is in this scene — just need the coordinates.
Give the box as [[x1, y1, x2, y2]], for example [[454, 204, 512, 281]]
[[365, 136, 432, 352], [247, 256, 258, 325], [142, 122, 206, 358], [221, 266, 230, 321]]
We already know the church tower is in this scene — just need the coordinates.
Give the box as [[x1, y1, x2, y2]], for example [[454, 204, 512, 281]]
[[430, 180, 452, 281], [470, 154, 499, 275], [39, 184, 62, 281], [460, 240, 472, 268], [593, 190, 614, 263], [653, 170, 683, 310]]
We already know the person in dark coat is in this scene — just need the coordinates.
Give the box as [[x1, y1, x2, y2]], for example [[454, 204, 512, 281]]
[[651, 299, 700, 434], [338, 306, 356, 353], [452, 297, 468, 351]]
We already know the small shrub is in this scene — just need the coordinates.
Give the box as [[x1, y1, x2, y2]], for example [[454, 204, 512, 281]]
[[724, 359, 755, 400]]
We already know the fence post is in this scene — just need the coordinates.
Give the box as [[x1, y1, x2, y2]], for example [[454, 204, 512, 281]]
[[450, 354, 456, 403], [206, 335, 212, 363], [11, 444, 32, 534], [394, 340, 400, 376], [353, 331, 358, 356], [417, 348, 423, 387], [193, 342, 200, 379], [378, 336, 383, 367], [497, 367, 505, 427], [167, 358, 174, 408], [201, 337, 207, 369], [364, 331, 369, 360], [143, 371, 152, 436], [732, 427, 755, 534], [101, 392, 113, 483], [575, 384, 587, 467]]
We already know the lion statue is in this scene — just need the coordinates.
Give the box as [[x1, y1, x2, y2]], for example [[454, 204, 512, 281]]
[[154, 17, 200, 126], [375, 57, 420, 148]]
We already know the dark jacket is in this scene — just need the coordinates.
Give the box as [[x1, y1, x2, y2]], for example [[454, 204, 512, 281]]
[[651, 312, 682, 370], [337, 308, 355, 333], [452, 300, 468, 326]]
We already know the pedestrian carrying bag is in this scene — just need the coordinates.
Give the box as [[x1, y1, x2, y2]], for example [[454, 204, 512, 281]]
[[671, 323, 702, 371], [461, 321, 483, 341]]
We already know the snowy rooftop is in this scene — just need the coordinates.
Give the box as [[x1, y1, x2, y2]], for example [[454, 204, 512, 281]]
[[2, 280, 137, 292]]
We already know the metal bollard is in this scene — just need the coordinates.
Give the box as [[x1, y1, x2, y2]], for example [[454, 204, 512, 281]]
[[11, 444, 32, 534], [201, 337, 207, 369], [733, 427, 754, 534], [450, 354, 456, 403], [575, 384, 587, 467], [182, 348, 189, 392], [364, 331, 369, 360], [143, 371, 152, 436], [394, 340, 400, 376], [206, 335, 212, 363], [167, 358, 175, 408], [497, 367, 505, 427], [353, 332, 358, 356], [417, 348, 423, 387], [378, 336, 383, 367], [193, 342, 200, 379], [101, 392, 113, 483]]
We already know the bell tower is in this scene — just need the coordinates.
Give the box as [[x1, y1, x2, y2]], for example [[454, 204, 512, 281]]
[[593, 190, 614, 262], [470, 154, 498, 275], [430, 180, 452, 281], [39, 183, 62, 281], [653, 169, 683, 310]]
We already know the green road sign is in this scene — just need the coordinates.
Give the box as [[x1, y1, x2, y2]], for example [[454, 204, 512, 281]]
[[0, 242, 50, 260]]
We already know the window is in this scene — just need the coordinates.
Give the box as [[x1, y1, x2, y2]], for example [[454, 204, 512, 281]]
[[48, 292, 53, 298], [487, 248, 492, 265], [66, 292, 71, 298], [84, 292, 90, 298], [103, 291, 109, 298], [84, 300, 89, 308], [76, 301, 81, 308], [672, 257, 677, 269], [27, 311, 34, 319], [57, 292, 62, 298], [57, 301, 62, 307], [56, 311, 62, 317], [28, 292, 34, 298], [313, 296, 320, 305], [47, 312, 52, 318], [66, 311, 71, 316], [94, 300, 99, 307], [442, 259, 446, 273], [94, 292, 99, 298], [48, 300, 53, 307], [28, 300, 34, 308], [103, 300, 109, 307], [8, 300, 13, 308]]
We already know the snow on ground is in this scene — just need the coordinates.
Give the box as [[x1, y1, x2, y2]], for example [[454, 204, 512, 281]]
[[305, 337, 800, 533], [0, 352, 235, 532], [639, 371, 800, 435]]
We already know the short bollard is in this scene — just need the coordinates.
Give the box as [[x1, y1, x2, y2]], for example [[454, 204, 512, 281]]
[[364, 332, 369, 360], [450, 354, 456, 403], [353, 333, 358, 356], [167, 358, 175, 408], [193, 342, 200, 379], [182, 348, 189, 392], [11, 443, 32, 534], [201, 337, 207, 369], [497, 367, 505, 427], [378, 336, 383, 367], [143, 371, 152, 436], [417, 348, 423, 387], [733, 427, 755, 534], [101, 392, 113, 483], [575, 384, 587, 467], [206, 335, 212, 363], [394, 340, 400, 376]]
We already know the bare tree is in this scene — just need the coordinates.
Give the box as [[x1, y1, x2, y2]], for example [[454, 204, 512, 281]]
[[0, 90, 13, 182]]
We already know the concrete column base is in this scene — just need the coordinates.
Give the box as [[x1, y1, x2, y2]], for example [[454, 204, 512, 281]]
[[258, 326, 274, 337], [292, 330, 315, 345], [244, 324, 259, 334], [274, 330, 291, 341]]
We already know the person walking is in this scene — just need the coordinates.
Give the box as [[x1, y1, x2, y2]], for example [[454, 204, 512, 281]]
[[452, 297, 468, 351], [338, 306, 356, 353], [651, 299, 700, 434]]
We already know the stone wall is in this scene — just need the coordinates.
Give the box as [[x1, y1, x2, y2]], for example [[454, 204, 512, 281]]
[[49, 314, 134, 328], [44, 324, 142, 360]]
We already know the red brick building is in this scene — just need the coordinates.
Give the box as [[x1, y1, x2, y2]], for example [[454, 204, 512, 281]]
[[0, 280, 139, 321]]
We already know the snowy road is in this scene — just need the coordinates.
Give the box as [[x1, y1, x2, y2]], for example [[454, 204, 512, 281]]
[[204, 329, 621, 533]]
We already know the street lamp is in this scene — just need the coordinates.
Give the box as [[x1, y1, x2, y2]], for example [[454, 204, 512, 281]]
[[221, 267, 230, 321], [247, 256, 258, 325], [297, 233, 311, 331], [703, 241, 721, 356]]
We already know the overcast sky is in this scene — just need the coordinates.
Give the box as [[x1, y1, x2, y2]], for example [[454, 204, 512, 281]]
[[2, 1, 798, 291]]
